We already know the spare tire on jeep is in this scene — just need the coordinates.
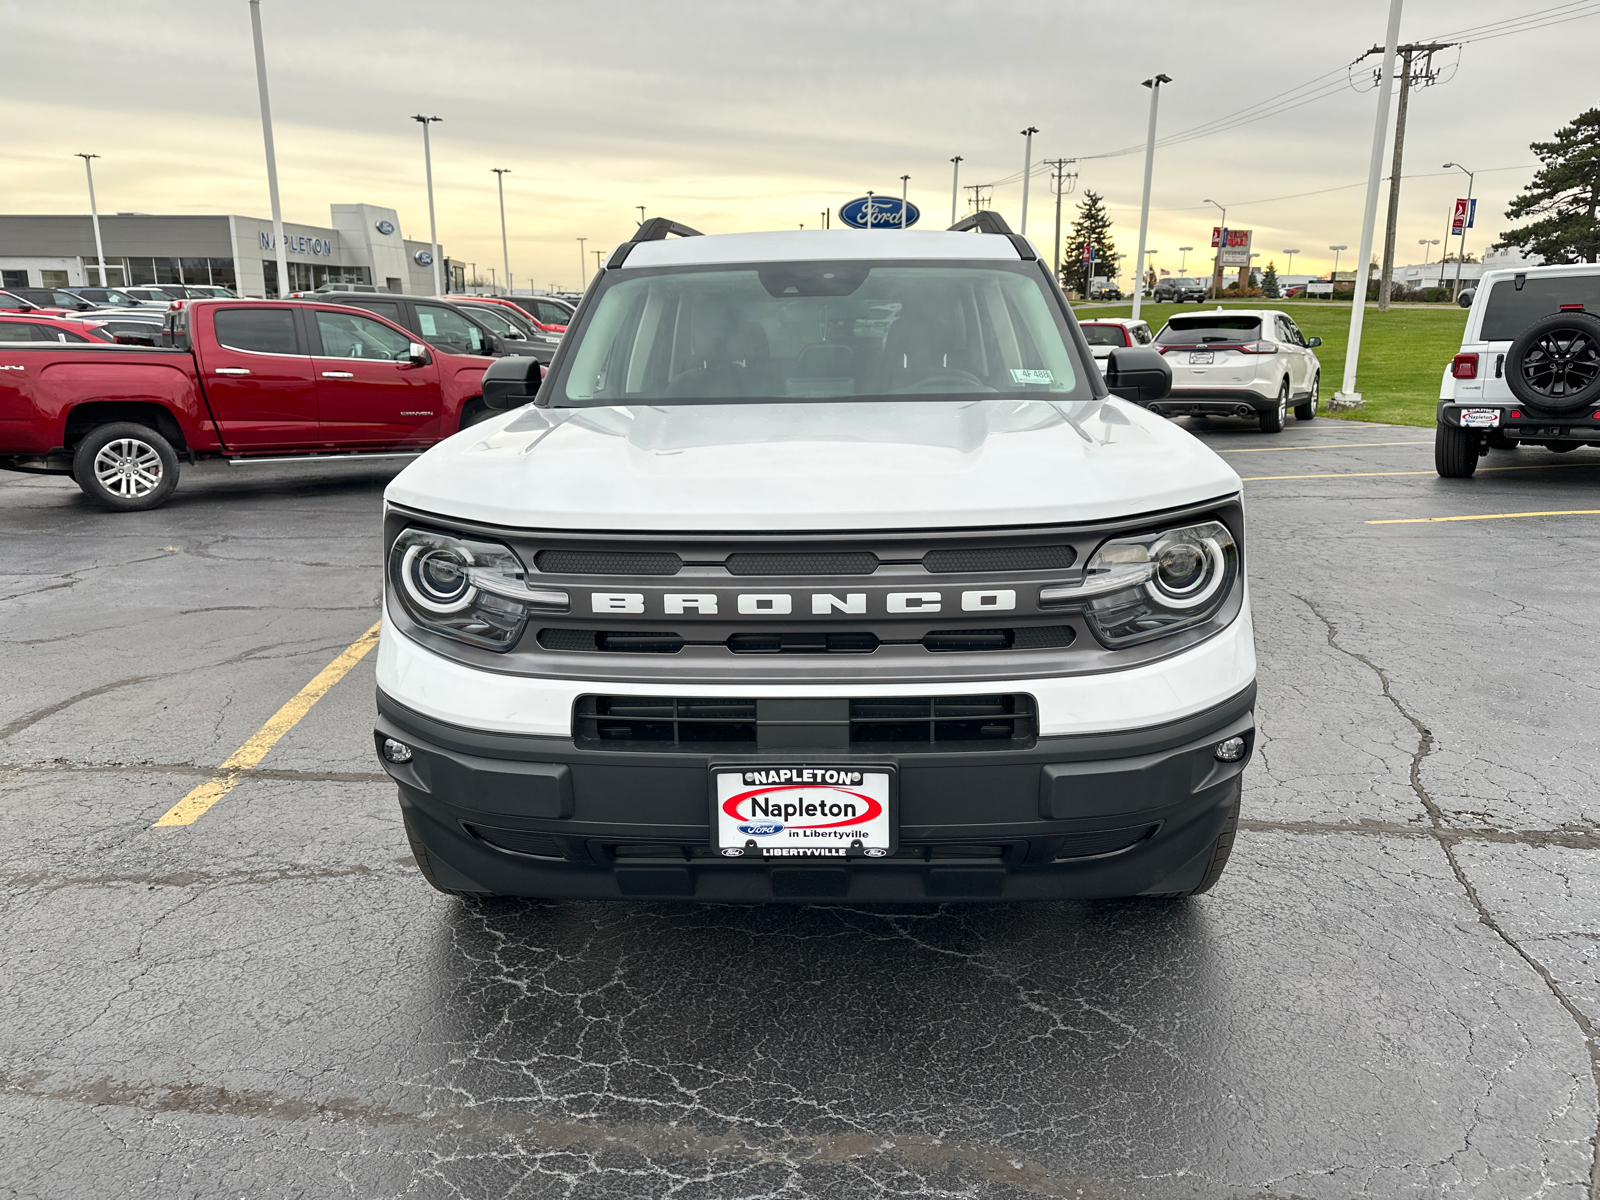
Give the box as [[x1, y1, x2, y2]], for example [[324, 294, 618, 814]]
[[1505, 311, 1600, 412]]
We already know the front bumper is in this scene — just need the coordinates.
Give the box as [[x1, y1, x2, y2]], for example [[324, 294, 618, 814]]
[[376, 683, 1255, 902]]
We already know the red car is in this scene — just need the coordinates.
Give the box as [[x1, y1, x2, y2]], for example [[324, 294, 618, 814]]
[[468, 294, 572, 334], [0, 298, 502, 511], [0, 313, 117, 343]]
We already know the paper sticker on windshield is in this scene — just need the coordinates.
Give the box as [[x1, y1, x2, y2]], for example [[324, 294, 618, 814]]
[[1010, 368, 1054, 385]]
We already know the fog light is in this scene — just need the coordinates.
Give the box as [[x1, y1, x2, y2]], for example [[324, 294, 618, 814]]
[[382, 738, 413, 764], [1214, 736, 1246, 762]]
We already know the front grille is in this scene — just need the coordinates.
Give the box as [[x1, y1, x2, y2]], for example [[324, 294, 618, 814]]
[[850, 695, 1036, 746], [542, 627, 1071, 654], [923, 545, 1075, 573], [725, 552, 880, 575], [575, 696, 758, 747], [574, 694, 1035, 751], [534, 549, 682, 575]]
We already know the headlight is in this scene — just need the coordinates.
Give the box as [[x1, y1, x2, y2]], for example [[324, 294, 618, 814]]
[[388, 528, 566, 651], [1039, 519, 1238, 647]]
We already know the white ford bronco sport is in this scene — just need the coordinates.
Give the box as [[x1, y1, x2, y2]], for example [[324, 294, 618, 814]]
[[1436, 262, 1600, 476], [373, 213, 1256, 902]]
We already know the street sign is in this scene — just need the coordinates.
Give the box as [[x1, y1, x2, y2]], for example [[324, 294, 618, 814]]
[[839, 196, 920, 229], [1211, 226, 1253, 267], [1451, 197, 1477, 236]]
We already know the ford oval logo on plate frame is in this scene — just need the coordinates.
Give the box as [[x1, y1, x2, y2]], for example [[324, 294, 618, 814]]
[[375, 219, 396, 235], [839, 196, 920, 230]]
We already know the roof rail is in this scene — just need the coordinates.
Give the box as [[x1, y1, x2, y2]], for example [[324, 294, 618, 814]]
[[607, 217, 705, 268], [948, 211, 1014, 235]]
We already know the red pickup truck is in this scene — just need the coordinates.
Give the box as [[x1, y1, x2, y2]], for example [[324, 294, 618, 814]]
[[0, 298, 496, 511]]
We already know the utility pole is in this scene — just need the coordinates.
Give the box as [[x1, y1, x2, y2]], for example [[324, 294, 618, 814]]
[[636, 206, 646, 226], [411, 115, 443, 296], [492, 168, 511, 300], [75, 154, 107, 288], [592, 249, 603, 280], [577, 237, 586, 289], [949, 156, 962, 226], [1370, 40, 1453, 311], [1019, 126, 1039, 234], [1131, 74, 1170, 322], [1042, 158, 1077, 286], [900, 174, 910, 229], [248, 0, 289, 297], [1335, 0, 1404, 409], [963, 184, 991, 214]]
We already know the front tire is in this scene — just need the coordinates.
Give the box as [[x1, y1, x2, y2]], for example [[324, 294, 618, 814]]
[[1259, 382, 1287, 433], [1435, 421, 1480, 477], [1295, 373, 1319, 421], [71, 422, 180, 511]]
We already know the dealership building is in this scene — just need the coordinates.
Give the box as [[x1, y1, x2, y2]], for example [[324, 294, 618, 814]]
[[0, 203, 461, 296]]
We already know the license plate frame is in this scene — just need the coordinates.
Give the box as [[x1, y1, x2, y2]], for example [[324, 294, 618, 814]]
[[1189, 351, 1215, 365], [1459, 408, 1501, 428], [711, 764, 897, 859]]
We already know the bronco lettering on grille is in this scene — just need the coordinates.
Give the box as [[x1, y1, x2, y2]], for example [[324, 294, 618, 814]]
[[589, 591, 1019, 616]]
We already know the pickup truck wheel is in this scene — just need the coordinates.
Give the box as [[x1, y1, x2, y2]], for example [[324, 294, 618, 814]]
[[1294, 373, 1319, 421], [1145, 802, 1238, 898], [402, 808, 498, 898], [1435, 421, 1480, 477], [1259, 384, 1287, 433], [71, 422, 179, 511]]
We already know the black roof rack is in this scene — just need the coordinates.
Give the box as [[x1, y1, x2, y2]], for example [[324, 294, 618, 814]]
[[606, 217, 704, 269], [948, 211, 1013, 235]]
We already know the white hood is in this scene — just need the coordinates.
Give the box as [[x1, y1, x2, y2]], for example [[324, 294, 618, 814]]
[[385, 399, 1241, 532]]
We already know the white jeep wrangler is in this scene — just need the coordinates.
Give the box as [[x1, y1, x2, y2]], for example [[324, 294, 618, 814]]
[[372, 214, 1256, 903], [1437, 262, 1600, 476]]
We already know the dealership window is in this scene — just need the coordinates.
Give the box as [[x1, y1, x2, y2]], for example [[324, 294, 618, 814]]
[[261, 261, 370, 295], [124, 256, 235, 287], [1, 270, 26, 289], [40, 270, 69, 288], [82, 260, 129, 287]]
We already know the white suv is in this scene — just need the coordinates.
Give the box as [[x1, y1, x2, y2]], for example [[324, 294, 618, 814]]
[[1435, 263, 1600, 476], [1151, 308, 1323, 431], [372, 214, 1256, 904]]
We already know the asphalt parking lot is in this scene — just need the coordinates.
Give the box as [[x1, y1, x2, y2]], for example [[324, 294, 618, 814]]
[[6, 420, 1600, 1200]]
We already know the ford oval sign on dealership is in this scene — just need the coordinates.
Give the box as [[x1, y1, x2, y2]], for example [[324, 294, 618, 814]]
[[375, 219, 395, 235], [839, 196, 920, 229], [414, 249, 434, 266]]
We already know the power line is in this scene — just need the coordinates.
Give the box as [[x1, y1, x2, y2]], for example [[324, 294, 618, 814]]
[[1425, 0, 1600, 44]]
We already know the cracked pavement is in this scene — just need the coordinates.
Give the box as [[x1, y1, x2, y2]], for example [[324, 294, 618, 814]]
[[5, 425, 1600, 1198]]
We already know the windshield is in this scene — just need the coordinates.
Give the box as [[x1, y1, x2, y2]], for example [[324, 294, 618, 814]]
[[1154, 315, 1262, 346], [546, 259, 1089, 406]]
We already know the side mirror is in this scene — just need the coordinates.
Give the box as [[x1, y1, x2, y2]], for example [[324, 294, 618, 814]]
[[481, 355, 544, 410], [484, 334, 505, 356], [405, 341, 430, 366], [1104, 346, 1173, 403], [1306, 336, 1323, 348]]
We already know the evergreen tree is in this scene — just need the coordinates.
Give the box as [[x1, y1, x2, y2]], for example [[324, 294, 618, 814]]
[[1262, 261, 1280, 298], [1497, 108, 1600, 264], [1060, 190, 1117, 296]]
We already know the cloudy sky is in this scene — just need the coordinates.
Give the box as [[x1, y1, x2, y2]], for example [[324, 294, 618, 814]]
[[3, 0, 1594, 290]]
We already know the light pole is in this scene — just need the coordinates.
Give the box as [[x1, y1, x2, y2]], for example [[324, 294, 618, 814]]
[[492, 168, 511, 299], [411, 115, 443, 295], [900, 175, 910, 229], [821, 209, 829, 230], [1336, 0, 1403, 408], [1130, 74, 1170, 322], [577, 237, 587, 288], [1204, 199, 1226, 299], [592, 250, 603, 280], [75, 154, 107, 288], [636, 206, 646, 226], [1418, 237, 1440, 267], [248, 0, 289, 297], [1330, 244, 1348, 285], [1443, 161, 1475, 299], [1178, 245, 1193, 272], [1283, 249, 1299, 277], [1019, 126, 1039, 234], [949, 156, 962, 226]]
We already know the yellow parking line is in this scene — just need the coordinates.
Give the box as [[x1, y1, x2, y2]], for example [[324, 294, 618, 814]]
[[1368, 509, 1600, 525], [153, 621, 382, 827], [1242, 463, 1600, 482], [1214, 440, 1433, 454]]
